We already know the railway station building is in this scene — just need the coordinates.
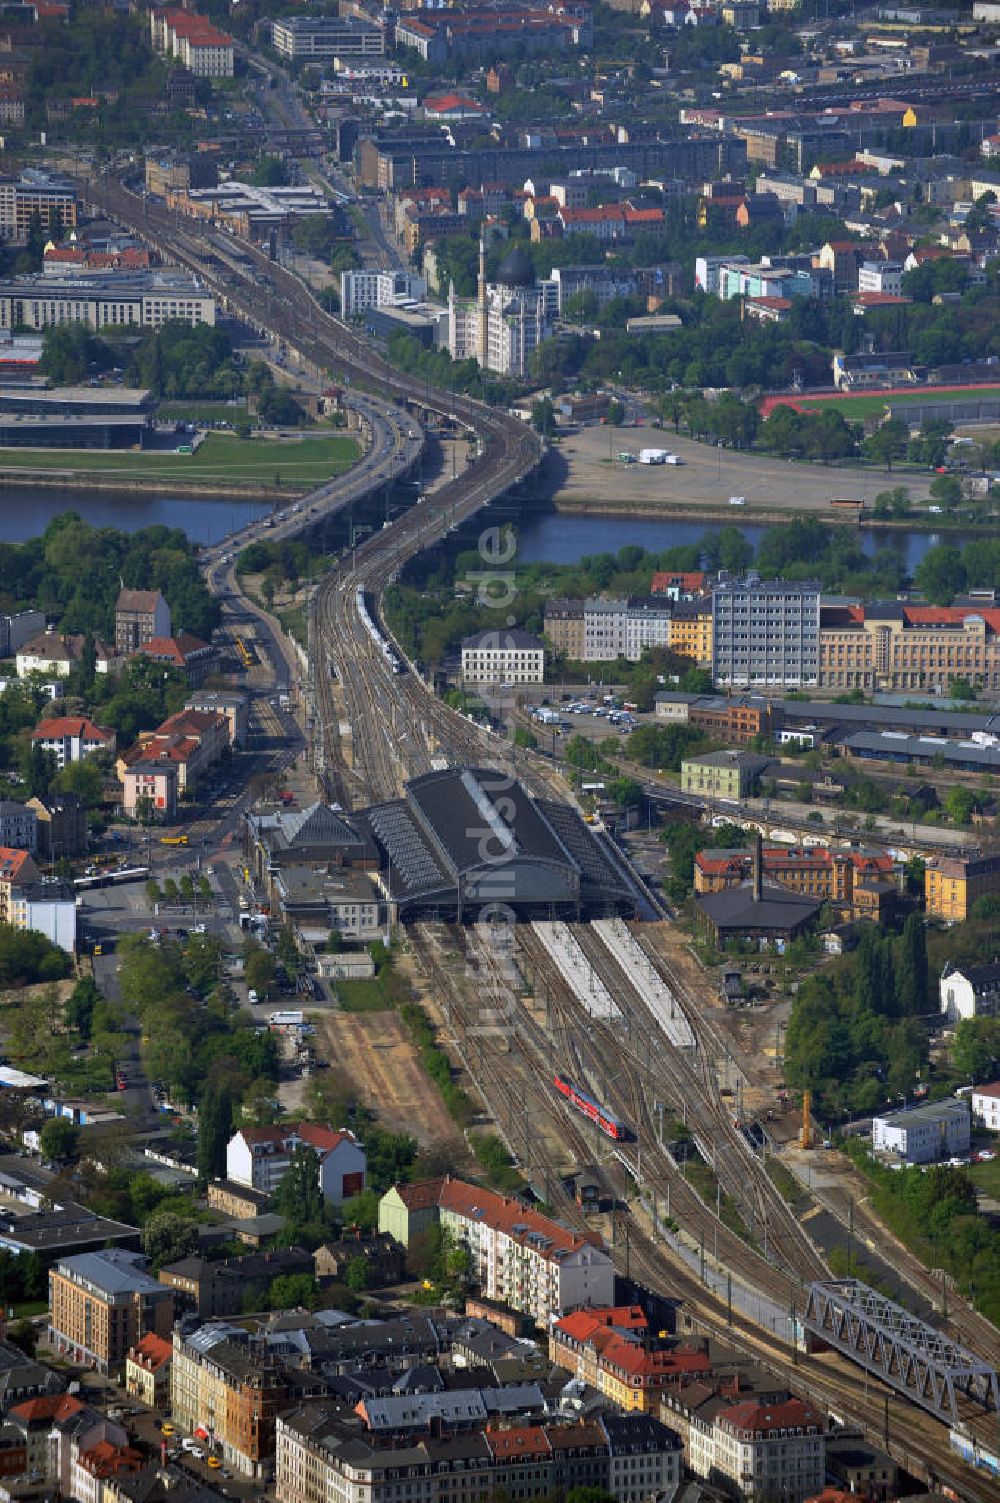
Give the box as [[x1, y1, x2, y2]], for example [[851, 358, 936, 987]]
[[357, 767, 636, 922]]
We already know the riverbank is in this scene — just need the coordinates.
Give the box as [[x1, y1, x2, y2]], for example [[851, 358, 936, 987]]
[[0, 431, 360, 500], [0, 470, 291, 499], [547, 493, 998, 535]]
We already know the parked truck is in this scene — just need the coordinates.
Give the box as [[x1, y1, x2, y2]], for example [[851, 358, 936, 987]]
[[639, 448, 667, 464]]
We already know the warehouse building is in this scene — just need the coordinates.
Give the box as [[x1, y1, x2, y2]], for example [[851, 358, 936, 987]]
[[358, 768, 635, 921]]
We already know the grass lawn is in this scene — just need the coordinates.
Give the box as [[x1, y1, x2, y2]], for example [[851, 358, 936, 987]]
[[794, 385, 1000, 421], [159, 400, 249, 423], [968, 1156, 1000, 1199], [0, 432, 359, 486]]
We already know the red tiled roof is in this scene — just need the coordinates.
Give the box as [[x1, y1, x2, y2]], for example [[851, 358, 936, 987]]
[[435, 1177, 603, 1260], [10, 1394, 84, 1425], [297, 1123, 354, 1153], [973, 1081, 1000, 1100], [651, 571, 707, 595], [554, 1305, 648, 1342], [33, 716, 113, 742], [423, 93, 482, 113], [747, 296, 793, 309], [129, 1332, 172, 1371], [0, 848, 33, 883], [718, 1397, 824, 1435], [486, 1425, 551, 1460]]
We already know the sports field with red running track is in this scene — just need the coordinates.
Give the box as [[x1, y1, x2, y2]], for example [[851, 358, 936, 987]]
[[759, 383, 1000, 417]]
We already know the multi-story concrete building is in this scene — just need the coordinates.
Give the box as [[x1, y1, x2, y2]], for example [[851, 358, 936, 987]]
[[379, 1178, 614, 1323], [31, 716, 116, 769], [226, 1124, 366, 1204], [276, 1405, 682, 1503], [712, 576, 821, 689], [0, 273, 215, 333], [0, 801, 36, 853], [272, 15, 383, 58], [857, 260, 903, 296], [688, 1397, 825, 1501], [872, 1099, 971, 1164], [47, 1251, 174, 1375], [0, 173, 76, 245], [940, 961, 1000, 1023], [680, 750, 770, 801], [460, 628, 545, 685], [114, 589, 171, 654], [925, 853, 1000, 922], [340, 268, 425, 318]]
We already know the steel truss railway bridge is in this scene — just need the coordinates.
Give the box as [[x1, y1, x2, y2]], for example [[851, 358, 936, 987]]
[[805, 1280, 1000, 1425]]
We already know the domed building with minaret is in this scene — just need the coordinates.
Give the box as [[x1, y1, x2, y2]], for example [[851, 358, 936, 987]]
[[447, 240, 553, 377]]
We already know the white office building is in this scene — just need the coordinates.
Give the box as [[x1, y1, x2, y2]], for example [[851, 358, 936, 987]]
[[712, 575, 821, 689], [271, 15, 384, 59], [872, 1099, 971, 1164], [340, 268, 426, 318]]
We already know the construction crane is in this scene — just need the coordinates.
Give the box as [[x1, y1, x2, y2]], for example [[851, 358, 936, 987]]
[[799, 1088, 816, 1150]]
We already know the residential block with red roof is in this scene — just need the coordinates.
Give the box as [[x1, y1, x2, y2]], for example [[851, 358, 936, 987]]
[[650, 571, 708, 600], [226, 1123, 366, 1205], [124, 1332, 172, 1409], [32, 716, 115, 769], [149, 7, 233, 76], [118, 707, 228, 814], [694, 844, 895, 923], [550, 1307, 711, 1411], [379, 1177, 614, 1322], [0, 846, 37, 923], [818, 600, 1000, 694], [688, 1396, 826, 1501]]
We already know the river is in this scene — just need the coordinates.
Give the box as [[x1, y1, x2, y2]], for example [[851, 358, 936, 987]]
[[0, 489, 274, 545], [514, 511, 943, 574], [0, 487, 950, 572]]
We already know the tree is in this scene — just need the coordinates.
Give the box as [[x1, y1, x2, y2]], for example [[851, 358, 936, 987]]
[[251, 155, 289, 187], [141, 1210, 199, 1270], [341, 1188, 380, 1230], [39, 1118, 79, 1163], [245, 948, 278, 999], [915, 545, 967, 604], [269, 1273, 316, 1310], [894, 913, 927, 1015], [65, 976, 101, 1039], [930, 473, 962, 511], [863, 418, 908, 472], [273, 1145, 325, 1231], [952, 1018, 1000, 1083], [196, 1083, 232, 1181], [345, 1256, 369, 1292], [944, 785, 978, 825], [530, 397, 556, 437]]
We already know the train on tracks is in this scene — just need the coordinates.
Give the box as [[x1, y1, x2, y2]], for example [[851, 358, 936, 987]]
[[950, 1428, 1000, 1483], [554, 1073, 629, 1140], [356, 587, 404, 675]]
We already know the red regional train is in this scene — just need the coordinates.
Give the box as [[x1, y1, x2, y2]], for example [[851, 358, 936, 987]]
[[554, 1074, 629, 1139]]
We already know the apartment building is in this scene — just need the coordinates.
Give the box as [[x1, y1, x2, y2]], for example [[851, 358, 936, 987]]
[[28, 792, 87, 860], [688, 1397, 825, 1501], [818, 603, 1000, 694], [275, 1405, 682, 1503], [972, 1081, 1000, 1132], [114, 589, 171, 653], [925, 853, 1000, 922], [159, 1248, 314, 1318], [669, 597, 713, 665], [712, 576, 821, 690], [543, 599, 585, 661], [121, 758, 177, 822], [272, 15, 383, 59], [172, 1325, 324, 1480], [121, 708, 229, 798], [10, 877, 77, 952], [0, 847, 37, 923], [460, 628, 545, 685], [47, 1251, 174, 1375], [31, 716, 116, 769], [379, 1178, 615, 1322], [549, 1307, 711, 1412], [0, 273, 215, 333], [0, 172, 76, 245], [124, 1332, 172, 1410], [226, 1124, 366, 1204], [184, 691, 249, 747], [0, 801, 35, 852]]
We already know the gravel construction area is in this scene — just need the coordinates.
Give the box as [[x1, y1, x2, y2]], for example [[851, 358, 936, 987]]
[[317, 1008, 461, 1146], [547, 425, 933, 515]]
